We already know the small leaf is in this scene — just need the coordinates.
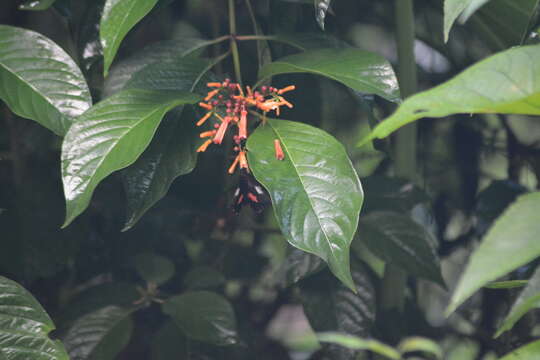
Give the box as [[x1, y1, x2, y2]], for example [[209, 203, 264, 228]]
[[363, 44, 540, 144], [314, 0, 332, 30], [133, 253, 175, 285], [0, 25, 92, 135], [258, 48, 400, 102], [161, 291, 237, 346], [100, 0, 159, 76], [357, 211, 445, 286], [447, 192, 540, 315], [19, 0, 58, 10], [398, 337, 443, 360], [495, 267, 540, 337], [499, 339, 540, 360], [61, 89, 200, 227], [317, 332, 401, 360], [63, 306, 133, 360], [485, 280, 528, 289], [183, 266, 226, 290], [247, 119, 364, 291], [0, 276, 69, 360]]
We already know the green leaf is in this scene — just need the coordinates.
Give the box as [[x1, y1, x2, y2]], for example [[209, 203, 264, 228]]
[[499, 339, 540, 360], [63, 306, 133, 360], [314, 0, 332, 30], [0, 276, 69, 360], [485, 280, 528, 289], [398, 337, 443, 360], [103, 38, 208, 96], [447, 192, 540, 315], [19, 0, 58, 10], [278, 248, 325, 287], [317, 332, 401, 360], [161, 291, 237, 346], [0, 25, 92, 135], [444, 0, 492, 42], [133, 253, 175, 285], [363, 44, 540, 144], [120, 58, 215, 230], [257, 48, 400, 102], [100, 0, 159, 76], [357, 211, 445, 286], [151, 321, 188, 360], [183, 266, 226, 290], [495, 267, 540, 337], [247, 119, 364, 291], [61, 89, 200, 227]]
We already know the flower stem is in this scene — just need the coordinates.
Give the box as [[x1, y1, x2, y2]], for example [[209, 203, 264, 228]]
[[229, 0, 243, 86]]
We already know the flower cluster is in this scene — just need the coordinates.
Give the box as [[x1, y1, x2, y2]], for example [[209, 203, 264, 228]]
[[195, 79, 295, 174]]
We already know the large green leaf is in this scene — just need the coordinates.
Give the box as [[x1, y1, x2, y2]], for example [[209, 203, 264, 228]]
[[19, 0, 58, 10], [363, 44, 540, 144], [0, 276, 68, 360], [495, 266, 540, 337], [62, 306, 133, 360], [161, 291, 237, 346], [247, 119, 364, 291], [257, 49, 400, 102], [61, 89, 200, 227], [0, 25, 91, 135], [120, 58, 214, 230], [100, 0, 159, 76], [447, 192, 540, 315], [499, 339, 540, 360], [356, 211, 445, 286]]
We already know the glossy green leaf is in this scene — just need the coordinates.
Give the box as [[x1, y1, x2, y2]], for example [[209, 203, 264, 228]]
[[314, 0, 332, 30], [103, 38, 208, 96], [183, 266, 226, 290], [247, 119, 364, 291], [317, 332, 400, 360], [0, 25, 92, 135], [499, 339, 540, 360], [133, 253, 175, 285], [162, 291, 237, 346], [447, 192, 540, 315], [19, 0, 58, 10], [0, 276, 68, 360], [363, 44, 540, 144], [257, 49, 400, 102], [398, 337, 443, 359], [357, 211, 444, 286], [120, 58, 214, 230], [63, 306, 133, 360], [61, 89, 200, 227], [100, 0, 159, 76], [495, 267, 540, 337], [299, 260, 375, 338], [485, 280, 528, 289]]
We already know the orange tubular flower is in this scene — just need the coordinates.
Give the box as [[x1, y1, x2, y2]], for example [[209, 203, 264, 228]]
[[196, 112, 213, 126], [204, 89, 220, 101], [197, 139, 212, 153], [238, 110, 248, 140], [274, 139, 285, 160], [278, 85, 295, 94], [247, 193, 259, 203], [207, 82, 222, 88], [228, 154, 240, 174], [238, 151, 248, 169], [199, 130, 217, 138], [199, 102, 212, 110], [213, 118, 230, 144]]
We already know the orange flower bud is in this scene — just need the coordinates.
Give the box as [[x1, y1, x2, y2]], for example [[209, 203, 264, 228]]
[[213, 118, 229, 144], [238, 110, 248, 140], [274, 139, 285, 160], [196, 112, 213, 126], [247, 193, 259, 203], [239, 150, 248, 169], [199, 102, 212, 110], [207, 82, 222, 88], [204, 89, 219, 101], [199, 130, 217, 138], [278, 85, 295, 94], [196, 139, 212, 153], [228, 155, 240, 174]]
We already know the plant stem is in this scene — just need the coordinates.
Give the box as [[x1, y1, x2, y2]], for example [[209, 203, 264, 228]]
[[228, 0, 243, 85], [380, 0, 419, 314]]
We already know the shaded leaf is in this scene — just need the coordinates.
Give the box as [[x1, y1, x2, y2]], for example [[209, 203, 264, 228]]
[[268, 33, 349, 51], [278, 248, 325, 287], [133, 253, 175, 285], [151, 321, 188, 360], [162, 291, 237, 346], [0, 25, 92, 135], [447, 192, 540, 315], [19, 0, 58, 10], [183, 267, 226, 290], [495, 266, 540, 337], [357, 211, 444, 285], [485, 280, 528, 289], [363, 44, 540, 144], [0, 276, 68, 360], [317, 332, 400, 360], [100, 0, 159, 76], [362, 176, 430, 213], [61, 89, 200, 227], [314, 0, 332, 30], [258, 48, 400, 102], [444, 0, 491, 42], [247, 119, 364, 291], [499, 339, 540, 360], [63, 306, 133, 360], [398, 337, 443, 359]]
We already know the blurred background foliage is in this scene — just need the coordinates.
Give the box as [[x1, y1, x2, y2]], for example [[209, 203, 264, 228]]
[[1, 0, 539, 359]]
